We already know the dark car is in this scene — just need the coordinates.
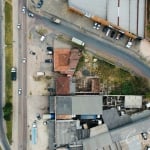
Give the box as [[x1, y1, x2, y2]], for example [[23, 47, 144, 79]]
[[29, 51, 36, 55], [47, 47, 53, 51], [45, 59, 52, 63], [102, 26, 108, 33], [110, 30, 116, 38]]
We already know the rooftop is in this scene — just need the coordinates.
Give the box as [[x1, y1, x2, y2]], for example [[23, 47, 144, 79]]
[[68, 0, 145, 37], [54, 48, 81, 76], [124, 96, 142, 108], [56, 95, 103, 115], [56, 77, 70, 95]]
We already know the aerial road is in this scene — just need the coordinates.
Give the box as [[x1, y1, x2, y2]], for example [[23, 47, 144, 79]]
[[17, 0, 27, 149], [34, 14, 150, 78]]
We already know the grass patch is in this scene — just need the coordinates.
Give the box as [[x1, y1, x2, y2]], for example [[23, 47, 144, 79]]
[[5, 1, 13, 144], [75, 52, 150, 95]]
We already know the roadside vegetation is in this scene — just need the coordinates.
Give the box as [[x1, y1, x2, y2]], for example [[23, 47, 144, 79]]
[[4, 0, 13, 143], [75, 51, 150, 96], [146, 0, 150, 39]]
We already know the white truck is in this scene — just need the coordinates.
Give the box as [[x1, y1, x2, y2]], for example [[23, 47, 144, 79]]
[[71, 37, 85, 47], [51, 17, 61, 24]]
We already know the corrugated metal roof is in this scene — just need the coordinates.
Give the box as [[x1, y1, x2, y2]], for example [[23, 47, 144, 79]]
[[71, 95, 103, 115]]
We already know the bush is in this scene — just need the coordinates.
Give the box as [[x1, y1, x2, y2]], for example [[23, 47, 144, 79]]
[[3, 102, 12, 121]]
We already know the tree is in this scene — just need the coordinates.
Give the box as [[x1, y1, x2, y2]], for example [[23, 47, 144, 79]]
[[3, 102, 12, 121]]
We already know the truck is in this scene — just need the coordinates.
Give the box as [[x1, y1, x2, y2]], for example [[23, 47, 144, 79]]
[[51, 17, 61, 24], [11, 67, 17, 81], [71, 37, 85, 47], [42, 113, 55, 120]]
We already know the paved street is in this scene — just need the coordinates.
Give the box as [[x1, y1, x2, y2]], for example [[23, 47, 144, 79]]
[[32, 14, 150, 78]]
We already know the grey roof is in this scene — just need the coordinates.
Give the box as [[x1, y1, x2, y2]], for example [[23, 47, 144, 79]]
[[68, 0, 107, 18], [56, 96, 72, 115], [110, 116, 150, 142], [68, 0, 145, 37], [71, 96, 102, 115], [82, 132, 114, 150], [124, 96, 142, 108], [56, 120, 78, 145], [56, 96, 103, 115], [103, 108, 131, 129]]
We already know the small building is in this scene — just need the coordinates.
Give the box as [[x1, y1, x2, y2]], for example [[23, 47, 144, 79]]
[[54, 48, 81, 76], [124, 96, 142, 109], [56, 76, 76, 96]]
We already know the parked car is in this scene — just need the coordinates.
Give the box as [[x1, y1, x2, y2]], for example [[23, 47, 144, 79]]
[[47, 51, 53, 55], [105, 28, 111, 36], [93, 22, 101, 30], [126, 38, 133, 48], [47, 47, 53, 51], [141, 132, 148, 140], [45, 59, 52, 63], [28, 12, 34, 17], [37, 0, 43, 8], [110, 30, 116, 38], [102, 26, 108, 32], [29, 51, 36, 55], [115, 32, 121, 40]]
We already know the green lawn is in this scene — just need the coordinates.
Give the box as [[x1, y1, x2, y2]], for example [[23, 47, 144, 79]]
[[5, 1, 13, 144]]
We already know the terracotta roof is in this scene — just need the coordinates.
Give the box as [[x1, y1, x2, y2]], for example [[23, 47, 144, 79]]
[[54, 48, 81, 76], [54, 48, 70, 72], [56, 76, 70, 95]]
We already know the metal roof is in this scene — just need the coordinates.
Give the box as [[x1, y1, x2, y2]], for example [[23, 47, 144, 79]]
[[82, 132, 114, 150], [68, 0, 107, 18], [72, 95, 103, 115], [56, 96, 103, 115], [68, 0, 145, 37], [124, 96, 142, 108]]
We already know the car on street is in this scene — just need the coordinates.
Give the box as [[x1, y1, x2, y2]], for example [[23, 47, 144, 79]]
[[18, 88, 22, 95], [28, 12, 34, 17], [45, 59, 52, 63], [22, 58, 27, 63], [22, 6, 26, 13], [17, 24, 21, 29]]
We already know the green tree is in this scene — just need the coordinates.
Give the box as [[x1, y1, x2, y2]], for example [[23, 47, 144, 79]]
[[3, 102, 12, 121]]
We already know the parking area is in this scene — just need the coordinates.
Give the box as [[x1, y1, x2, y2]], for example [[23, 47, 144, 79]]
[[26, 14, 73, 149]]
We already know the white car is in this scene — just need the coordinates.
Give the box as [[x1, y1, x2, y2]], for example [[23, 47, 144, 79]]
[[22, 6, 26, 13], [17, 24, 21, 29], [18, 88, 22, 95], [22, 58, 27, 63]]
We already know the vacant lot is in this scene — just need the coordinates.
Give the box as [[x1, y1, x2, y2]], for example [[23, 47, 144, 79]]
[[75, 51, 150, 96]]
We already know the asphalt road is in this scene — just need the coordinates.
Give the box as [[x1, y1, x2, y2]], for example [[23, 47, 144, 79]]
[[35, 14, 150, 78], [17, 0, 27, 149], [0, 0, 11, 149]]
